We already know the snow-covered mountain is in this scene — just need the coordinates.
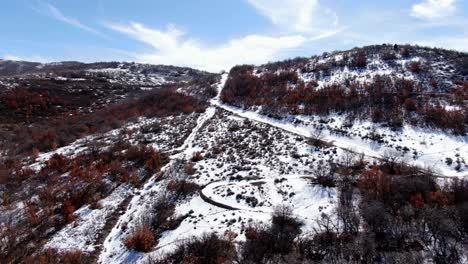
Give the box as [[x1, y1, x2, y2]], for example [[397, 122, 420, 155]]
[[0, 44, 467, 263]]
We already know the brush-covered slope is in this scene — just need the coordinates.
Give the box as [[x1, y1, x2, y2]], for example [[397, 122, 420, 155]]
[[221, 44, 467, 134]]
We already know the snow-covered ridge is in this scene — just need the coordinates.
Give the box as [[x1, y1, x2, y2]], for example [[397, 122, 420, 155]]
[[254, 46, 464, 92]]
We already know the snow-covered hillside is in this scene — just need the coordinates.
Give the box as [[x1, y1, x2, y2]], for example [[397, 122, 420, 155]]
[[0, 45, 467, 263]]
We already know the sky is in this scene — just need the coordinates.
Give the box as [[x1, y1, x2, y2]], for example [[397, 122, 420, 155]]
[[0, 0, 467, 72]]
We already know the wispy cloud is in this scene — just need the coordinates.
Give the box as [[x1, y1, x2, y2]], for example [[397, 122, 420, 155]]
[[411, 0, 457, 19], [246, 0, 339, 34], [33, 1, 104, 37], [106, 22, 316, 72]]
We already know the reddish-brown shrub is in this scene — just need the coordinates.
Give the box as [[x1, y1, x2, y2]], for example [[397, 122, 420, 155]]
[[429, 191, 449, 206], [59, 250, 85, 264], [184, 163, 196, 175], [404, 98, 417, 112], [156, 233, 235, 264], [15, 168, 34, 183], [0, 166, 10, 186], [95, 161, 109, 176], [70, 165, 89, 181], [109, 160, 129, 182], [241, 207, 302, 262], [409, 61, 421, 73], [381, 51, 397, 61], [31, 147, 40, 160], [25, 202, 41, 226], [449, 178, 468, 204], [422, 106, 466, 134], [401, 47, 410, 58], [244, 227, 258, 240], [125, 144, 155, 163], [61, 200, 76, 223], [28, 249, 86, 264], [167, 180, 200, 197], [354, 51, 367, 68], [145, 152, 162, 172], [123, 225, 156, 252], [46, 154, 69, 173], [191, 152, 204, 162], [358, 167, 391, 198], [410, 193, 425, 209], [452, 85, 467, 103], [128, 169, 139, 186]]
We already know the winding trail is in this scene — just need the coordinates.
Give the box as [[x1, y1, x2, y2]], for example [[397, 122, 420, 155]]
[[199, 187, 240, 210], [97, 71, 463, 263]]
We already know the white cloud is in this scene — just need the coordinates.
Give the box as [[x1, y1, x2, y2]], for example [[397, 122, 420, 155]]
[[411, 0, 457, 19], [34, 2, 104, 36], [246, 0, 338, 33], [106, 22, 326, 72], [3, 54, 52, 62], [105, 0, 343, 72]]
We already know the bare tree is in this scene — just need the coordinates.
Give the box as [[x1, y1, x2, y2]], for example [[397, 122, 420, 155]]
[[381, 149, 403, 174], [341, 149, 356, 169], [309, 128, 325, 147]]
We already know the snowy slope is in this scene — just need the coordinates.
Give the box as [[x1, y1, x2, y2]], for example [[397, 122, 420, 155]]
[[2, 45, 466, 263], [212, 103, 467, 177]]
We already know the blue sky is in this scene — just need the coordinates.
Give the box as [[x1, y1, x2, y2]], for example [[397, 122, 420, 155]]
[[1, 0, 467, 71]]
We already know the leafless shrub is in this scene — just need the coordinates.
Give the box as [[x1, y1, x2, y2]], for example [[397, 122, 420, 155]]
[[123, 224, 156, 252]]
